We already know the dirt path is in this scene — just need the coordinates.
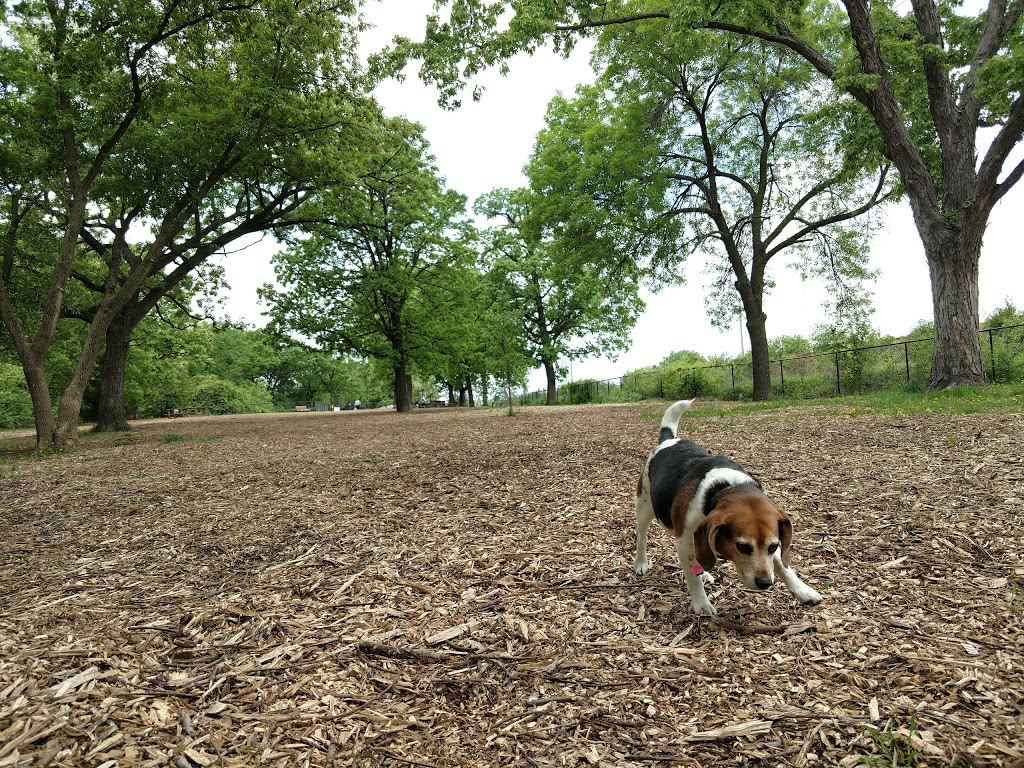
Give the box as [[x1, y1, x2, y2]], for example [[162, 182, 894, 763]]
[[1, 404, 1022, 766]]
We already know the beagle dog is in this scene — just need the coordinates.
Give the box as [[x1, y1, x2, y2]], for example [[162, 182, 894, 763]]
[[633, 399, 822, 616]]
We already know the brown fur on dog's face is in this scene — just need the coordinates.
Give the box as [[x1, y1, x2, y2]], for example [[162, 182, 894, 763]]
[[694, 486, 792, 590]]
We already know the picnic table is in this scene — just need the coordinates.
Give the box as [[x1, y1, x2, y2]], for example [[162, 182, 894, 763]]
[[164, 407, 205, 418]]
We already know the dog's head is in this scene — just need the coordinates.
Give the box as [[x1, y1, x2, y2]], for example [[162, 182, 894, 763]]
[[693, 485, 792, 591]]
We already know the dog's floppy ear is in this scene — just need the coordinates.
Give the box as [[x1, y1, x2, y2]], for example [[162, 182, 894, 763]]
[[778, 511, 793, 567], [694, 513, 728, 572]]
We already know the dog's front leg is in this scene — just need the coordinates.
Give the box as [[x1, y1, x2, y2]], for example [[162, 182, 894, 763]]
[[675, 537, 716, 616], [774, 559, 823, 605]]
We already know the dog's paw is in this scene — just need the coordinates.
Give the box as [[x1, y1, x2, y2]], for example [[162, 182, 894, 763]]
[[691, 597, 717, 617], [633, 558, 651, 577], [798, 588, 823, 606]]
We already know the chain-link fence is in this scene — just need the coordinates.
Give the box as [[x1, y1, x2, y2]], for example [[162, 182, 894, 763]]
[[519, 323, 1024, 404]]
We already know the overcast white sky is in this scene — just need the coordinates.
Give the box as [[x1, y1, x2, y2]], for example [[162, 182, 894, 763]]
[[217, 4, 1024, 390]]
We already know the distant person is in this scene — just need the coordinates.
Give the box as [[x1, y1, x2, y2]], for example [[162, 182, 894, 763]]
[[354, 399, 361, 410]]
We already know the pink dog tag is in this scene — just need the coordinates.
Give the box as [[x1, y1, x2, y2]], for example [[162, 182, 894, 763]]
[[691, 563, 704, 575]]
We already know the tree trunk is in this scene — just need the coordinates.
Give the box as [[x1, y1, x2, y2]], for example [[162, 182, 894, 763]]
[[925, 230, 987, 389], [543, 357, 558, 404], [394, 365, 413, 412], [466, 376, 475, 407], [94, 316, 133, 431], [22, 354, 57, 452], [745, 307, 773, 401], [505, 369, 514, 416]]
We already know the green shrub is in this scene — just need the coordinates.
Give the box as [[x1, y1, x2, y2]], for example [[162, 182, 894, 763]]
[[192, 376, 274, 415], [0, 364, 34, 430], [562, 379, 596, 404]]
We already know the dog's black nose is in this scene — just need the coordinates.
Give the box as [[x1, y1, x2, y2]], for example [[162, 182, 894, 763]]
[[754, 577, 774, 590]]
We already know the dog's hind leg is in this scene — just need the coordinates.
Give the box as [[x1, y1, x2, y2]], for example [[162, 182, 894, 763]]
[[633, 492, 656, 576]]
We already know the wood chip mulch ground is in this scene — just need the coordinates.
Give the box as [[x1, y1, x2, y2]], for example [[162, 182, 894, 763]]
[[1, 402, 1022, 767]]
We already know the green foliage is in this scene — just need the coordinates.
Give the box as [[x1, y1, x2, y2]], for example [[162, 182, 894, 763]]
[[608, 316, 1024, 402], [659, 350, 707, 368], [0, 314, 390, 424], [810, 323, 887, 352], [1, 0, 370, 447], [478, 267, 532, 411], [980, 301, 1024, 384], [906, 319, 935, 339], [562, 379, 597, 405], [982, 299, 1024, 329], [768, 336, 812, 359], [0, 363, 33, 430], [475, 186, 644, 403], [392, 0, 1023, 391], [522, 21, 893, 400], [858, 716, 921, 767], [189, 375, 274, 416], [262, 116, 476, 408]]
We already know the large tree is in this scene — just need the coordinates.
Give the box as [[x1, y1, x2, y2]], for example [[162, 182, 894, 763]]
[[262, 117, 475, 412], [475, 187, 644, 404], [528, 30, 894, 400], [0, 0, 367, 450], [382, 0, 1024, 389]]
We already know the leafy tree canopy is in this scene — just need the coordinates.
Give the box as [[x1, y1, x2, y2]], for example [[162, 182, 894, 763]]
[[379, 0, 1024, 390], [262, 116, 476, 410]]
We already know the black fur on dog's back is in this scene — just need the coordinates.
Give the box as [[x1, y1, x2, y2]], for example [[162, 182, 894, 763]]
[[648, 440, 746, 529]]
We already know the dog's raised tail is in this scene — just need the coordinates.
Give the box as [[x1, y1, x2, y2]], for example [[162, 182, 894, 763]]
[[659, 399, 695, 443]]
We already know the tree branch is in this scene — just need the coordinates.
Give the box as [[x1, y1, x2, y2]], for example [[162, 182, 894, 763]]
[[978, 95, 1024, 211], [555, 12, 669, 33]]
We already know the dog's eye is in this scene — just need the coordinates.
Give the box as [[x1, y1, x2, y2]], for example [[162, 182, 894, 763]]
[[767, 544, 779, 554], [736, 543, 753, 555]]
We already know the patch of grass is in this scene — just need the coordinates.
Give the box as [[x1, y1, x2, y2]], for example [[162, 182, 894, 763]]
[[0, 440, 37, 463], [833, 384, 1023, 416], [1010, 583, 1024, 615], [639, 384, 1022, 420], [899, 522, 919, 537], [160, 433, 220, 445], [858, 716, 921, 767], [639, 399, 804, 421]]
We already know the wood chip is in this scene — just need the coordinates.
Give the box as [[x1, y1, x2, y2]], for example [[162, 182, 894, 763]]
[[686, 719, 774, 742]]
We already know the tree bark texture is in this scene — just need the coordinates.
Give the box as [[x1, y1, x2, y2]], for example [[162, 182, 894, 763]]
[[22, 353, 57, 452], [394, 368, 413, 412], [543, 358, 558, 405], [745, 308, 772, 402], [94, 316, 133, 431], [923, 219, 987, 388]]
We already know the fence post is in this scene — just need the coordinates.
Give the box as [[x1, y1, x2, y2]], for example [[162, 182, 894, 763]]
[[730, 364, 735, 391], [659, 375, 664, 399], [904, 341, 910, 381], [835, 352, 841, 395], [779, 360, 784, 396], [988, 328, 996, 383]]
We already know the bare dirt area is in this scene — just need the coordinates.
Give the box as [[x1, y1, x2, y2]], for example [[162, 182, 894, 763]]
[[1, 403, 1022, 767]]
